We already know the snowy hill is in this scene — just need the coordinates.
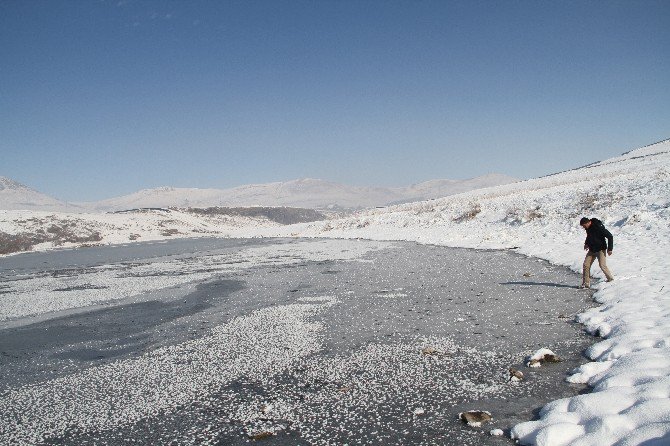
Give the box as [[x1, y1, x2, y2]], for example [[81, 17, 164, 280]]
[[390, 173, 519, 205], [268, 138, 670, 445], [0, 175, 518, 213], [83, 179, 394, 211], [0, 173, 517, 253], [83, 175, 518, 212], [0, 206, 327, 255], [0, 177, 81, 212]]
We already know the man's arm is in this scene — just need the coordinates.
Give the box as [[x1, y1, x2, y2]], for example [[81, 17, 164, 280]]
[[600, 224, 614, 252]]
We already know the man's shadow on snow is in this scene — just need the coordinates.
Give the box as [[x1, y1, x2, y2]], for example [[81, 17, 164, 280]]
[[639, 434, 670, 445], [501, 281, 581, 289]]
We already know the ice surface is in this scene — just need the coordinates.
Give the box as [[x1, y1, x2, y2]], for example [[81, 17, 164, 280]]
[[0, 239, 390, 321], [0, 239, 594, 445]]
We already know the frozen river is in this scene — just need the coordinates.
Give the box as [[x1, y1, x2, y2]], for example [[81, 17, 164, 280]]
[[0, 238, 596, 445]]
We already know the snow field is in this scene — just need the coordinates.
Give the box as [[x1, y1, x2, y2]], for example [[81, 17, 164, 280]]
[[0, 207, 284, 253]]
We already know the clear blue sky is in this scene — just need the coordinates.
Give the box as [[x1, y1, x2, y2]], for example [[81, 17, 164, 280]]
[[1, 0, 668, 201]]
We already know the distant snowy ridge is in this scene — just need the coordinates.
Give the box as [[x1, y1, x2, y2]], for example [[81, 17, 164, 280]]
[[80, 174, 518, 212], [0, 177, 82, 212], [265, 138, 670, 445], [388, 173, 519, 205], [0, 174, 518, 212]]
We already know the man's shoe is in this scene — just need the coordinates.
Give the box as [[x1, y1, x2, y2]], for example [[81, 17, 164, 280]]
[[580, 284, 591, 289]]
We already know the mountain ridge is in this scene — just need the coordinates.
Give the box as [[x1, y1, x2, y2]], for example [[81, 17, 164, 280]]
[[0, 174, 519, 212], [0, 176, 83, 212], [81, 174, 518, 211]]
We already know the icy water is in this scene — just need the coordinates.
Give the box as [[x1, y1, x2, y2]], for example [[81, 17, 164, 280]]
[[0, 238, 596, 445]]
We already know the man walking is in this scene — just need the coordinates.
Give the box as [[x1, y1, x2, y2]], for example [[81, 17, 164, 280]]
[[580, 217, 614, 288]]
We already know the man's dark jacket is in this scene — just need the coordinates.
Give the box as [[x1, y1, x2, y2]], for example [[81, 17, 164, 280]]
[[584, 218, 614, 252]]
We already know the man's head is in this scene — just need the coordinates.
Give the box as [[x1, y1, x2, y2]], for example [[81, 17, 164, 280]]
[[580, 217, 592, 229]]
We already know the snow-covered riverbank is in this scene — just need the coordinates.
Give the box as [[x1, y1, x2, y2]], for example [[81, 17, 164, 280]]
[[263, 139, 670, 445], [0, 207, 326, 255]]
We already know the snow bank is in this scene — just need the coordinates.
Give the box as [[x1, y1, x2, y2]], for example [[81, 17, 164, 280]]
[[264, 139, 670, 445], [0, 208, 288, 255]]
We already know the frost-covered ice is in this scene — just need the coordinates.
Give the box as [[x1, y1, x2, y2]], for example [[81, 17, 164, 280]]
[[0, 239, 390, 321], [0, 297, 336, 444], [0, 238, 593, 445]]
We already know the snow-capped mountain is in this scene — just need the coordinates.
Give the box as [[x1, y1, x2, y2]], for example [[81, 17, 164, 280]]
[[83, 175, 518, 212], [0, 174, 518, 213], [0, 177, 81, 212]]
